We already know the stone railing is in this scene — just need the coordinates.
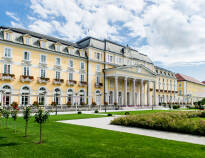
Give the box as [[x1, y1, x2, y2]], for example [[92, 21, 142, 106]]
[[67, 80, 77, 86], [53, 78, 64, 85], [0, 73, 15, 81], [37, 77, 50, 84], [20, 75, 34, 82]]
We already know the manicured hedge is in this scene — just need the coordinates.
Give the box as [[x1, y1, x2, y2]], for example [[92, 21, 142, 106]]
[[111, 111, 205, 135]]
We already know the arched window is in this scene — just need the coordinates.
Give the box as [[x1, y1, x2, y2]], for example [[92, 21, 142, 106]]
[[95, 90, 101, 105], [67, 89, 73, 104], [2, 85, 11, 106], [109, 91, 113, 104], [21, 86, 30, 106], [79, 89, 85, 105], [54, 88, 61, 105], [38, 87, 47, 105]]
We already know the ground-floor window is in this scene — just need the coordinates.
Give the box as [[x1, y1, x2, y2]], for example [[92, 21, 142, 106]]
[[67, 89, 73, 104], [38, 87, 47, 105], [21, 86, 30, 106], [79, 89, 85, 105], [2, 85, 11, 106], [109, 91, 113, 105], [95, 90, 101, 105], [54, 88, 61, 105]]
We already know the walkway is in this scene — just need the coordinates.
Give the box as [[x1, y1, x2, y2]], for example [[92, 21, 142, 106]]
[[58, 116, 205, 145]]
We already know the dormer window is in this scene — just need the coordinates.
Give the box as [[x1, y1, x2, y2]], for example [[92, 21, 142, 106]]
[[6, 32, 11, 40], [68, 47, 74, 55], [40, 39, 47, 49], [55, 43, 61, 52], [25, 38, 30, 45]]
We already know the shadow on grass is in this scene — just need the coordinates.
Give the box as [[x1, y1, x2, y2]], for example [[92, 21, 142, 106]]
[[0, 142, 19, 147], [0, 136, 7, 139]]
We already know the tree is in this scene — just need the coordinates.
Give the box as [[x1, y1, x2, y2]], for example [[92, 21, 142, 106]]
[[23, 107, 31, 137], [34, 108, 49, 144], [11, 109, 18, 134], [2, 109, 10, 128]]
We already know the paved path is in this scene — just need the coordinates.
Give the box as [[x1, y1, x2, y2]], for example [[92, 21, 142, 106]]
[[58, 116, 205, 145]]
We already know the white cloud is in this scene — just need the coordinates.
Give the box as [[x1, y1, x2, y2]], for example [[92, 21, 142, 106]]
[[6, 11, 19, 21]]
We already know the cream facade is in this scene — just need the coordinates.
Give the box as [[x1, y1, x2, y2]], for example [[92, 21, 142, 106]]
[[0, 26, 177, 107]]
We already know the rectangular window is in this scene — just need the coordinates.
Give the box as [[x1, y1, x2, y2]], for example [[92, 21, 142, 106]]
[[56, 45, 60, 52], [4, 48, 12, 58], [24, 51, 30, 61], [23, 66, 30, 76], [5, 32, 11, 40], [110, 55, 113, 62], [80, 74, 84, 82], [40, 69, 46, 78], [80, 62, 85, 70], [40, 55, 46, 63], [55, 71, 60, 79], [69, 48, 74, 55], [25, 38, 30, 45], [96, 75, 100, 83], [3, 64, 11, 74], [69, 72, 73, 80], [95, 52, 101, 60], [96, 64, 100, 72], [69, 60, 74, 68], [56, 57, 61, 65], [41, 41, 46, 48]]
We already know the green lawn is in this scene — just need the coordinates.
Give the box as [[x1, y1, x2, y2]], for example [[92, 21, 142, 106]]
[[0, 113, 205, 158], [101, 110, 172, 115]]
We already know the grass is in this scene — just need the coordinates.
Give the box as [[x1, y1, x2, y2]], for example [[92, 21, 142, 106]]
[[101, 110, 172, 115], [0, 113, 205, 158]]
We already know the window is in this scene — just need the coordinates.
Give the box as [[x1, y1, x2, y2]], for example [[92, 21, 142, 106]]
[[5, 32, 11, 40], [96, 64, 100, 72], [69, 48, 74, 55], [56, 45, 61, 52], [3, 64, 11, 74], [69, 72, 73, 80], [21, 86, 30, 106], [110, 55, 113, 62], [40, 55, 46, 63], [23, 66, 30, 76], [69, 60, 74, 68], [38, 87, 47, 105], [179, 83, 181, 87], [4, 48, 12, 58], [80, 74, 84, 82], [41, 41, 46, 48], [67, 89, 73, 104], [40, 69, 46, 78], [24, 51, 30, 61], [54, 88, 61, 105], [25, 38, 30, 45], [95, 52, 101, 60], [56, 57, 61, 65], [96, 75, 100, 83], [55, 71, 61, 79], [80, 62, 85, 70], [179, 90, 181, 95], [79, 89, 85, 105]]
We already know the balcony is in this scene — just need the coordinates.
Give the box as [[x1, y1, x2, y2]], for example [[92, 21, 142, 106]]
[[37, 77, 50, 84], [67, 80, 77, 86], [0, 73, 15, 81], [20, 75, 34, 82], [53, 78, 64, 85], [79, 81, 87, 87], [95, 82, 103, 88]]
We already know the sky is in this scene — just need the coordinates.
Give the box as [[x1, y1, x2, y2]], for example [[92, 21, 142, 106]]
[[1, 0, 205, 81]]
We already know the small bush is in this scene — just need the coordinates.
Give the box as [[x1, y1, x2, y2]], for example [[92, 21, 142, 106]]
[[94, 110, 99, 113], [125, 112, 130, 115], [78, 111, 82, 114], [173, 105, 180, 109], [107, 113, 112, 117], [92, 102, 97, 107], [66, 101, 72, 107]]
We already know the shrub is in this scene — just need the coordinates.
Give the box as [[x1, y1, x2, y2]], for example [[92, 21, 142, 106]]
[[125, 112, 130, 115], [78, 111, 82, 114], [107, 113, 112, 117], [66, 101, 72, 107], [80, 102, 85, 106], [51, 102, 57, 107], [104, 102, 108, 106], [11, 101, 19, 110], [33, 101, 39, 107], [114, 102, 117, 106], [94, 110, 99, 113], [92, 102, 97, 107], [173, 105, 180, 109]]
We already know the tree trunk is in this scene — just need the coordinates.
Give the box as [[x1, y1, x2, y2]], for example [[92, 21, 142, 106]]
[[25, 120, 28, 137], [40, 123, 42, 144], [14, 120, 16, 134]]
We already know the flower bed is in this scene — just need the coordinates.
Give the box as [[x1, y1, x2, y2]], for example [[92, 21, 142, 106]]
[[111, 111, 205, 136]]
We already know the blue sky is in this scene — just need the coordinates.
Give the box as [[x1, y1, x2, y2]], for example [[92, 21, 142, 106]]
[[1, 0, 205, 81]]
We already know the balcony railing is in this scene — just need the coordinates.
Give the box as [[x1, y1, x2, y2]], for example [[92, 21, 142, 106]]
[[0, 73, 15, 81], [67, 80, 77, 86], [20, 75, 34, 82], [95, 82, 103, 88], [53, 78, 64, 85], [37, 77, 50, 84], [79, 81, 87, 87]]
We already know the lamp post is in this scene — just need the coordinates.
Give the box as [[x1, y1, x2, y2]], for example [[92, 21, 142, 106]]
[[104, 92, 108, 112]]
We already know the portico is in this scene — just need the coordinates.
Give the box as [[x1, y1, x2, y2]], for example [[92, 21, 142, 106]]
[[104, 64, 157, 106]]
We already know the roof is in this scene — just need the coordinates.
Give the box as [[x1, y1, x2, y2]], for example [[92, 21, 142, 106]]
[[175, 73, 203, 85], [0, 26, 80, 48]]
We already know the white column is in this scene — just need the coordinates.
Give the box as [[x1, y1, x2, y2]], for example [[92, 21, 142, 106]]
[[153, 81, 157, 105], [124, 77, 127, 106], [105, 77, 109, 103], [115, 76, 118, 104], [147, 81, 151, 106], [132, 79, 136, 105], [140, 79, 144, 106]]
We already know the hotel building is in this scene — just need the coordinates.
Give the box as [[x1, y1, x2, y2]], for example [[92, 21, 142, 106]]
[[0, 26, 177, 107]]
